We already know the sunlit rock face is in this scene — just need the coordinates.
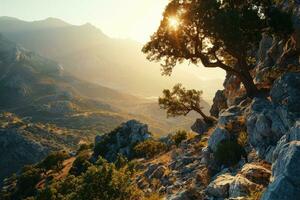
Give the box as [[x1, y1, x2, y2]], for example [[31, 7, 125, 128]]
[[206, 2, 300, 199]]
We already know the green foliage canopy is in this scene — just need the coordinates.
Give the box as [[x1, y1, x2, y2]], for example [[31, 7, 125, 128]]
[[143, 0, 293, 97]]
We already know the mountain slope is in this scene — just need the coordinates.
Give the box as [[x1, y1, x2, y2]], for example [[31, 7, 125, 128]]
[[0, 35, 201, 184], [0, 35, 205, 135]]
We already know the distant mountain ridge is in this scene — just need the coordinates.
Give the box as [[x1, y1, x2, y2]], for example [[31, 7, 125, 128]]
[[0, 16, 224, 100]]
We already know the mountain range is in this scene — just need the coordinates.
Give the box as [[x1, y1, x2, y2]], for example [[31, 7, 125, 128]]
[[0, 16, 224, 100]]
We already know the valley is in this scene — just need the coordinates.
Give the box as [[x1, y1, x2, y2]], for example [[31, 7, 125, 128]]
[[0, 29, 209, 183]]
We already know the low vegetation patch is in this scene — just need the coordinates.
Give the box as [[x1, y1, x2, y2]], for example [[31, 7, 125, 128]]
[[214, 140, 246, 167], [172, 130, 188, 146], [134, 139, 167, 159], [69, 151, 92, 176], [38, 151, 69, 172]]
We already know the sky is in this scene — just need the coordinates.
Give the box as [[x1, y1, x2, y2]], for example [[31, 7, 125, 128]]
[[0, 0, 168, 43]]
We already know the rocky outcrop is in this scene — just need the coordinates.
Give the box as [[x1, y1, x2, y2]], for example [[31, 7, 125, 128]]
[[206, 163, 270, 199], [206, 174, 235, 198], [246, 97, 288, 162], [94, 120, 152, 161], [210, 90, 228, 118], [229, 174, 260, 198], [240, 163, 271, 186], [270, 72, 300, 120], [247, 71, 300, 163], [262, 141, 300, 200], [223, 74, 243, 107]]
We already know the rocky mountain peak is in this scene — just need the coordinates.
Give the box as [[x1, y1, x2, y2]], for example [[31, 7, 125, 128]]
[[94, 120, 152, 162]]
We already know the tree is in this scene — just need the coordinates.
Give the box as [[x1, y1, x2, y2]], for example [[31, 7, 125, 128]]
[[38, 151, 68, 172], [14, 166, 42, 199], [159, 84, 216, 124], [69, 151, 92, 176], [73, 164, 143, 200], [143, 0, 293, 97]]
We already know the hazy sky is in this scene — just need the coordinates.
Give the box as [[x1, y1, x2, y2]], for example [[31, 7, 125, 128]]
[[0, 0, 168, 42]]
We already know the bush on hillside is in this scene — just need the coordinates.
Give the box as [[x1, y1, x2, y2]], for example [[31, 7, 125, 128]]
[[38, 151, 68, 172], [14, 166, 42, 199], [173, 130, 188, 146], [73, 163, 143, 200], [93, 139, 109, 158], [114, 154, 128, 169], [133, 139, 167, 159], [69, 151, 92, 176], [77, 143, 93, 153], [214, 140, 246, 167]]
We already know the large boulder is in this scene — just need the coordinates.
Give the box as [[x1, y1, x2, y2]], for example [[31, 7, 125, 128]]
[[94, 120, 152, 161], [207, 171, 264, 199], [191, 118, 208, 135], [246, 98, 288, 161], [270, 72, 300, 121], [240, 163, 271, 186], [262, 141, 300, 200], [218, 105, 242, 127], [210, 90, 228, 118], [229, 174, 260, 198], [223, 74, 242, 106], [206, 174, 235, 198], [272, 121, 300, 162], [208, 127, 230, 152]]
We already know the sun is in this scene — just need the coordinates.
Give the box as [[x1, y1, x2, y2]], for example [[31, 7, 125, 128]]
[[168, 16, 180, 30]]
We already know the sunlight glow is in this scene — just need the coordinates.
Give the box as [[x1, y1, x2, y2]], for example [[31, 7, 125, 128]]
[[168, 16, 180, 30]]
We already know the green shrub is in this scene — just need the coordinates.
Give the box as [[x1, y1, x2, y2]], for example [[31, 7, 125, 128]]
[[114, 154, 128, 169], [133, 139, 166, 159], [38, 151, 68, 171], [15, 166, 42, 199], [93, 140, 109, 158], [36, 187, 57, 200], [72, 163, 143, 200], [214, 140, 246, 167], [69, 151, 92, 176], [77, 143, 93, 153], [36, 175, 80, 200], [173, 130, 187, 146]]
